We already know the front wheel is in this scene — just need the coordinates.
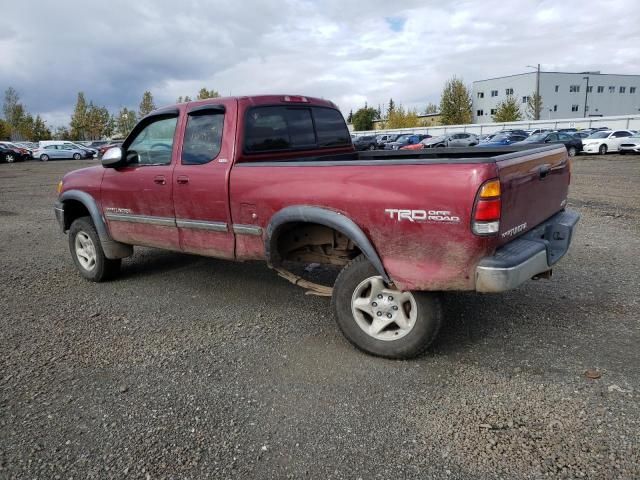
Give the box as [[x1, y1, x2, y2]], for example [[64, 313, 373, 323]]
[[69, 216, 121, 282], [567, 146, 577, 157], [332, 255, 442, 359], [73, 153, 81, 160], [599, 144, 607, 155], [40, 154, 49, 162]]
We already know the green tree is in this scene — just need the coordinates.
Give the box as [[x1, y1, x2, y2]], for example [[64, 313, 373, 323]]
[[351, 106, 378, 131], [116, 107, 137, 137], [439, 77, 472, 125], [138, 91, 156, 118], [53, 126, 72, 140], [492, 95, 523, 122], [85, 103, 111, 140], [3, 87, 26, 139], [346, 109, 353, 124], [31, 115, 51, 141], [177, 95, 192, 103], [387, 98, 396, 117], [526, 92, 543, 120], [70, 92, 88, 139], [384, 105, 421, 129], [0, 119, 10, 139], [197, 88, 220, 100], [424, 102, 438, 114]]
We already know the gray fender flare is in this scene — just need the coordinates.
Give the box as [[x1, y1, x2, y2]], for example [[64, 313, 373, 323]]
[[59, 190, 133, 259], [265, 205, 390, 283]]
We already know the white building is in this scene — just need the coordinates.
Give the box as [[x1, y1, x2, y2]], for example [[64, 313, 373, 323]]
[[472, 71, 640, 124]]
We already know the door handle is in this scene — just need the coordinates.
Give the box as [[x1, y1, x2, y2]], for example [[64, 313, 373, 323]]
[[539, 165, 550, 179], [176, 176, 189, 185], [153, 175, 166, 185]]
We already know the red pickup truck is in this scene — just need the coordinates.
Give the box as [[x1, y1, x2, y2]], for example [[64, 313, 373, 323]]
[[54, 95, 579, 359]]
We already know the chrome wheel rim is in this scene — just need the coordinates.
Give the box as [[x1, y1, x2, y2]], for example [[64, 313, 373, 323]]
[[6, 154, 14, 163], [351, 276, 417, 341], [75, 231, 97, 271], [568, 147, 576, 157]]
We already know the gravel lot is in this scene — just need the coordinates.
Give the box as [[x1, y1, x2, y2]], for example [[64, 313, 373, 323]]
[[1, 154, 639, 479]]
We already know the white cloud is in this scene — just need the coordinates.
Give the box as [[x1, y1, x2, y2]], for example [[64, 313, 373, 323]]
[[0, 0, 638, 127]]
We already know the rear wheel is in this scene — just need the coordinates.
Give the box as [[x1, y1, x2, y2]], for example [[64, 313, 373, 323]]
[[40, 154, 49, 162], [69, 216, 121, 282], [332, 255, 442, 359], [5, 153, 15, 163], [599, 144, 607, 155], [567, 146, 577, 157]]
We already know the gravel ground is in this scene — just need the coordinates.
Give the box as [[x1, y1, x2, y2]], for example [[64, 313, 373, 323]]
[[0, 155, 638, 479]]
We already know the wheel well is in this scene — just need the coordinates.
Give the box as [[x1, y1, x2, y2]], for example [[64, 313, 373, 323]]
[[272, 222, 361, 267], [62, 200, 90, 231]]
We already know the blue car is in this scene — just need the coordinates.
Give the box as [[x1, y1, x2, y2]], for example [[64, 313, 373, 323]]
[[476, 133, 528, 147]]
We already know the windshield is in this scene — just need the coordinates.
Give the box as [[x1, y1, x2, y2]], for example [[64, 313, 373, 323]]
[[587, 131, 611, 139], [396, 135, 411, 142], [490, 134, 510, 142]]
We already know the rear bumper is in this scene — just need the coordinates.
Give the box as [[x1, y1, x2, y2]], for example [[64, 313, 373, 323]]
[[475, 209, 580, 293]]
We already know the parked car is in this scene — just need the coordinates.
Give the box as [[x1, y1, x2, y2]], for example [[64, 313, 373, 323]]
[[581, 130, 635, 155], [375, 134, 400, 149], [525, 128, 552, 136], [88, 140, 110, 149], [53, 94, 580, 360], [353, 135, 378, 151], [384, 134, 423, 150], [0, 142, 30, 161], [513, 132, 583, 157], [0, 144, 23, 163], [33, 144, 92, 161], [572, 131, 591, 139], [400, 136, 435, 150], [445, 132, 480, 147], [618, 135, 640, 154], [476, 133, 528, 147], [498, 129, 529, 137], [39, 141, 97, 157]]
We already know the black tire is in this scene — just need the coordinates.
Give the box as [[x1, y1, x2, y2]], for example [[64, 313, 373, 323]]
[[40, 154, 49, 162], [599, 144, 607, 155], [331, 255, 442, 359], [73, 153, 81, 160], [567, 146, 577, 157], [368, 144, 375, 151], [619, 150, 626, 155], [68, 216, 121, 282]]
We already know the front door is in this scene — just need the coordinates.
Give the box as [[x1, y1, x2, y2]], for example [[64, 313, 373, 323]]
[[172, 103, 235, 259], [101, 114, 181, 250]]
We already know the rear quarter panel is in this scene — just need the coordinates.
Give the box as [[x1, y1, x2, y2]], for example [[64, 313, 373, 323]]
[[230, 162, 498, 291]]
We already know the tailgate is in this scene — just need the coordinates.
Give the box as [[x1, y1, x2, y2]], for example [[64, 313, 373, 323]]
[[495, 146, 570, 245]]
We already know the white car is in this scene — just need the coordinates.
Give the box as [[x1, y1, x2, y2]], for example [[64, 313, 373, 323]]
[[619, 136, 640, 155], [581, 130, 635, 155]]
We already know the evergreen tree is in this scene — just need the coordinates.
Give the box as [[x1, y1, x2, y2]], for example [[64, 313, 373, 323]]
[[138, 91, 156, 118], [526, 92, 543, 120], [116, 108, 137, 137], [196, 88, 220, 100], [346, 109, 353, 124], [70, 92, 88, 139], [387, 98, 396, 117], [351, 106, 378, 131], [492, 95, 523, 122], [439, 77, 472, 125]]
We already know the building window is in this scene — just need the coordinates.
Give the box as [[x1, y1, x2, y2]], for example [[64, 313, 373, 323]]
[[620, 86, 626, 93], [597, 86, 604, 93], [553, 105, 558, 112], [569, 85, 580, 93], [587, 86, 593, 93], [490, 108, 497, 115], [571, 104, 579, 112], [505, 88, 513, 95], [477, 92, 484, 98], [631, 87, 637, 94], [555, 85, 559, 92], [609, 86, 615, 93], [522, 96, 530, 103], [477, 110, 484, 116], [491, 90, 498, 97]]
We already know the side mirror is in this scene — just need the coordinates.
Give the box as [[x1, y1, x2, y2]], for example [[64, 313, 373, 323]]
[[101, 147, 125, 168]]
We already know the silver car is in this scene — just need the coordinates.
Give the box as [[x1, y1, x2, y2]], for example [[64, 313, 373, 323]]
[[33, 144, 90, 161]]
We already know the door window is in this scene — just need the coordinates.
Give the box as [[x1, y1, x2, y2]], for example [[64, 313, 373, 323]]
[[181, 112, 224, 165], [126, 116, 178, 165], [547, 134, 558, 141], [612, 131, 631, 138]]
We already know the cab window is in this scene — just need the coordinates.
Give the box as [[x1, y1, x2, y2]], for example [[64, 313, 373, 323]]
[[126, 116, 178, 165], [181, 112, 224, 165]]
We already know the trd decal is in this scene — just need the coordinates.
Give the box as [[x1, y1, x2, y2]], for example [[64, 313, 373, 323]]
[[385, 209, 460, 223]]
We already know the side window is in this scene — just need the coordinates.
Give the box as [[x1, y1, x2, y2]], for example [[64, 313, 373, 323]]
[[313, 107, 351, 147], [548, 134, 558, 141], [245, 107, 314, 152], [614, 131, 631, 138], [558, 133, 571, 141], [181, 112, 224, 165], [127, 116, 178, 165]]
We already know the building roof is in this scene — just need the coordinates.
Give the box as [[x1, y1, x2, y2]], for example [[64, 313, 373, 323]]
[[473, 71, 640, 83]]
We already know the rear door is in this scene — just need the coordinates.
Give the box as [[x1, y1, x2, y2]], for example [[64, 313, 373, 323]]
[[495, 146, 570, 245], [172, 102, 236, 259], [610, 130, 632, 150]]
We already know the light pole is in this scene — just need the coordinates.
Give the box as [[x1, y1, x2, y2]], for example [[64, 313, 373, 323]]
[[583, 76, 590, 118], [526, 64, 541, 120]]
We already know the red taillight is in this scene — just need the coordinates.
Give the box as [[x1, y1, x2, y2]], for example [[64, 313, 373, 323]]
[[474, 199, 501, 221], [472, 179, 502, 235]]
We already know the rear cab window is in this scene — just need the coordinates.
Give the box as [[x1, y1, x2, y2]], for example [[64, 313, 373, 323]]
[[244, 106, 350, 154]]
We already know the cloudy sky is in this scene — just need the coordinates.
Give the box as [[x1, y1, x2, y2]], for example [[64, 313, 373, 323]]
[[1, 0, 639, 127]]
